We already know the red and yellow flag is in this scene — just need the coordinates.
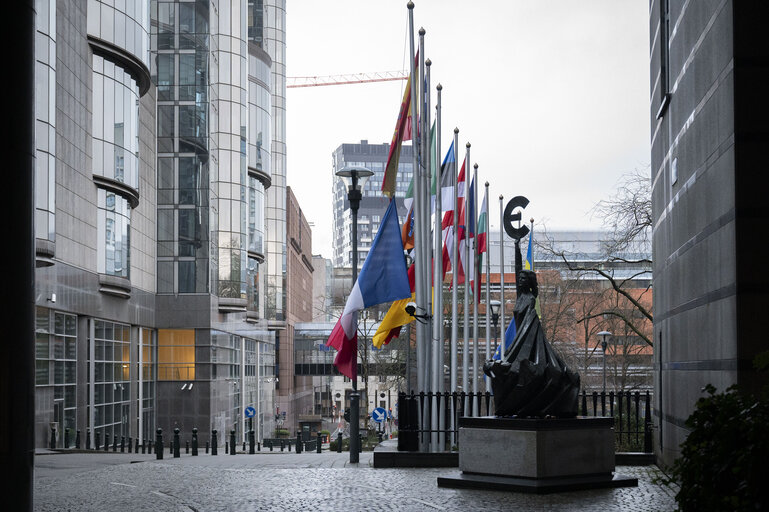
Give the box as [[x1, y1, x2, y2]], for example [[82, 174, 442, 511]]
[[382, 52, 418, 198]]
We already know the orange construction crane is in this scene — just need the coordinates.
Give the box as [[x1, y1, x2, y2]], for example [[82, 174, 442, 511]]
[[287, 71, 408, 88]]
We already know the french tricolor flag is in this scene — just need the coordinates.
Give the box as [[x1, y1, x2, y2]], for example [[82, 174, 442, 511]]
[[326, 199, 411, 379]]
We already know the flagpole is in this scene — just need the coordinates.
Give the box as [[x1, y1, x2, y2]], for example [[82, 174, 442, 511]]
[[484, 182, 491, 393], [498, 194, 506, 359], [407, 3, 423, 400], [431, 81, 442, 452], [462, 142, 470, 417], [417, 27, 431, 453], [471, 163, 479, 417], [450, 127, 459, 445]]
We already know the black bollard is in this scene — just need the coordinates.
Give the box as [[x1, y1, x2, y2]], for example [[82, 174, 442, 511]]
[[288, 439, 292, 452], [186, 441, 189, 454], [120, 436, 125, 453], [249, 430, 255, 454], [135, 438, 139, 453], [64, 428, 70, 449], [142, 440, 146, 454], [281, 440, 284, 452], [242, 441, 246, 452], [86, 429, 91, 450], [155, 428, 163, 460], [211, 430, 218, 456], [337, 432, 342, 453], [49, 426, 56, 450], [257, 442, 261, 452], [173, 427, 179, 459], [95, 431, 101, 451], [230, 430, 236, 455], [269, 440, 273, 452], [192, 428, 198, 456], [113, 435, 118, 452], [75, 429, 81, 450], [205, 441, 209, 454], [296, 433, 302, 454], [317, 432, 322, 453], [104, 433, 110, 452], [225, 442, 229, 454]]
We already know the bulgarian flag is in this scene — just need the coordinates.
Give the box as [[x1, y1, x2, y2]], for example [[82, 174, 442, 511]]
[[382, 52, 418, 198], [474, 185, 488, 302], [326, 200, 411, 378]]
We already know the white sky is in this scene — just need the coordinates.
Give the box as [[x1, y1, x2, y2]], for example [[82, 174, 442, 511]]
[[285, 0, 651, 259]]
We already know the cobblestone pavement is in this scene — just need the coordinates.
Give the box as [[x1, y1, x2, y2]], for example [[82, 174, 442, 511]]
[[33, 449, 678, 511]]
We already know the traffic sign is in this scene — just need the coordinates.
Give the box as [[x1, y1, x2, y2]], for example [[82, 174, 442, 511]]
[[244, 406, 256, 418], [372, 407, 387, 423]]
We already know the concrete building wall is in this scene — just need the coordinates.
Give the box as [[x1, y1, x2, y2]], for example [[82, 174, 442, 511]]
[[650, 1, 769, 467]]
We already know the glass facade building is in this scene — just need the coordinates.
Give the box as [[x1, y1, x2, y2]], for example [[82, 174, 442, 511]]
[[32, 0, 282, 449]]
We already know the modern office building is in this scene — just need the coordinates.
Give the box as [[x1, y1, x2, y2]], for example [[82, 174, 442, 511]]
[[32, 0, 286, 449], [650, 1, 769, 467], [332, 140, 412, 268], [276, 186, 315, 436]]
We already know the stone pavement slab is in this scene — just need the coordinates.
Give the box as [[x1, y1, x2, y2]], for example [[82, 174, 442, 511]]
[[33, 450, 678, 511]]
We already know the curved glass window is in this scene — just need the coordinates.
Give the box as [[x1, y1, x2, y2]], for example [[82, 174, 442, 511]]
[[87, 0, 150, 69], [248, 175, 264, 255], [97, 189, 131, 278], [247, 256, 259, 314], [93, 54, 140, 190]]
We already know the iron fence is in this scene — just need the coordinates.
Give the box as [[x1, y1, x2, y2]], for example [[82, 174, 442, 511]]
[[397, 389, 653, 453]]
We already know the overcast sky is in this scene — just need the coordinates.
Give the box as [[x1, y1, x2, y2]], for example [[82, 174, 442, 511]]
[[285, 0, 651, 259]]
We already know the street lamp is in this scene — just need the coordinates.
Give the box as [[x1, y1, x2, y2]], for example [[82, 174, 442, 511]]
[[335, 166, 373, 464], [489, 299, 501, 357], [597, 331, 612, 394]]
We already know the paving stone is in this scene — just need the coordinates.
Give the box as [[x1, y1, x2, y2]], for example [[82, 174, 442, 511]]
[[33, 450, 678, 511]]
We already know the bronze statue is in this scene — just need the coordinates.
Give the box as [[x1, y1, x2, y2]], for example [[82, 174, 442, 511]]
[[483, 240, 580, 417]]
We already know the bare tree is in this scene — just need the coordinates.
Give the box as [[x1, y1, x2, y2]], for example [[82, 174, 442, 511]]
[[541, 169, 653, 347]]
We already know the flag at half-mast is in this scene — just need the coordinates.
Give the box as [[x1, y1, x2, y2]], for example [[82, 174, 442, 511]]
[[326, 200, 411, 378], [474, 185, 489, 302], [457, 173, 476, 287], [442, 156, 465, 278], [382, 52, 418, 198], [401, 120, 434, 250]]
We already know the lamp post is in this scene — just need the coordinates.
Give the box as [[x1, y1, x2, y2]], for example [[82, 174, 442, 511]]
[[489, 300, 501, 356], [336, 166, 373, 464], [597, 331, 611, 394]]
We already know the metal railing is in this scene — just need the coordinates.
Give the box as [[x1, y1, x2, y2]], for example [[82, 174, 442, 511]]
[[397, 389, 653, 453]]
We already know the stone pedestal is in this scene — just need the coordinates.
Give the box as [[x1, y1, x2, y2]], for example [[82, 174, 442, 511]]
[[437, 417, 638, 494]]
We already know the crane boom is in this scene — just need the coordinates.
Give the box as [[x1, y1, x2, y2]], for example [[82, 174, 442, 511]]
[[287, 70, 408, 88]]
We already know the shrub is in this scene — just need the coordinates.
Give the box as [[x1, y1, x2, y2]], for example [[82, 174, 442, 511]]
[[668, 354, 769, 511]]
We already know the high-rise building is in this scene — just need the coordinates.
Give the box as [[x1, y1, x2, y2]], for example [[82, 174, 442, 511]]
[[32, 0, 285, 449], [332, 140, 413, 268], [650, 1, 769, 467]]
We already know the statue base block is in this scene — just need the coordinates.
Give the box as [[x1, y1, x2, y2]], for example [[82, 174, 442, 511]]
[[437, 416, 638, 494]]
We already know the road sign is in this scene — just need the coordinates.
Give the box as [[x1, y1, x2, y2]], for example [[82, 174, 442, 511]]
[[244, 406, 256, 418], [372, 407, 387, 423]]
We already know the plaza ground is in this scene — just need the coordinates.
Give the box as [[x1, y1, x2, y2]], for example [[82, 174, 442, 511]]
[[33, 445, 678, 511]]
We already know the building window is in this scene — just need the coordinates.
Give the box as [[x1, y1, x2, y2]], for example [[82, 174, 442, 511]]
[[657, 0, 671, 118], [36, 308, 77, 446], [247, 257, 260, 314], [139, 327, 156, 441], [158, 329, 195, 380], [90, 319, 131, 447], [97, 189, 131, 278], [92, 55, 140, 190]]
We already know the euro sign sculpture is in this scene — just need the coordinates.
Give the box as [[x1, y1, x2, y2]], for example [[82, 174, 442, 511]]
[[483, 240, 580, 417]]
